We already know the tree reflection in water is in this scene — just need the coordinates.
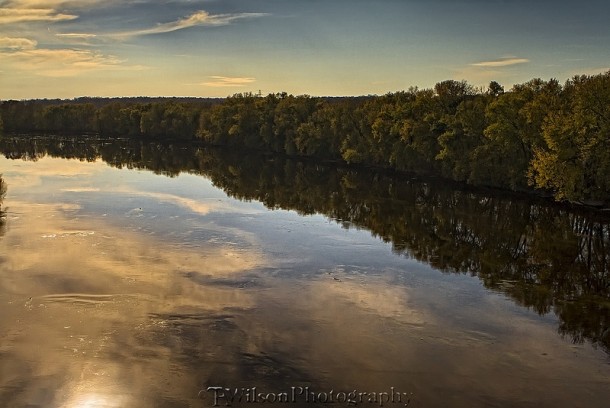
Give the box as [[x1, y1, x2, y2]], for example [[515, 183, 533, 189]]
[[1, 135, 608, 353]]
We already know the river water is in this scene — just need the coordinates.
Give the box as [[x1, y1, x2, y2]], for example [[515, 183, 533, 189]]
[[0, 137, 608, 408]]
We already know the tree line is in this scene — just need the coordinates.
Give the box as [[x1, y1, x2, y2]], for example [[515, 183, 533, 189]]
[[1, 71, 609, 204]]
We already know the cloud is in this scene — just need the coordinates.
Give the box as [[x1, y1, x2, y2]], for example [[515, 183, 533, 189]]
[[2, 0, 104, 9], [202, 76, 256, 87], [312, 275, 426, 324], [1, 157, 107, 189], [450, 56, 530, 86], [54, 32, 99, 45], [111, 188, 263, 216], [0, 47, 146, 77], [112, 10, 268, 38], [0, 6, 77, 24], [0, 36, 37, 49], [470, 57, 529, 67], [0, 0, 123, 25], [126, 191, 218, 216], [60, 187, 100, 192], [55, 32, 97, 39]]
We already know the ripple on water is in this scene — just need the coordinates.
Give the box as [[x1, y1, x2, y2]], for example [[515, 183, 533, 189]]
[[41, 230, 95, 239], [39, 293, 131, 305]]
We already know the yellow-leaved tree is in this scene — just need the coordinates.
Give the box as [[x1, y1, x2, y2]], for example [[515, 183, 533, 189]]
[[530, 71, 610, 204]]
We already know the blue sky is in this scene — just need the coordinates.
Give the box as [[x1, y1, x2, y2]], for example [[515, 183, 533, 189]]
[[0, 0, 609, 98]]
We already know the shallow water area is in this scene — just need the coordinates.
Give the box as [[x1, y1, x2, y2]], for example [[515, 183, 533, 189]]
[[0, 138, 609, 408]]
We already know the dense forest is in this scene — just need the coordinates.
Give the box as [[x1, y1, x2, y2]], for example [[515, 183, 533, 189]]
[[1, 71, 609, 204], [1, 136, 608, 352]]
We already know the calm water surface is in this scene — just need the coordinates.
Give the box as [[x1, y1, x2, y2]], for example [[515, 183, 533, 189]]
[[0, 137, 609, 408]]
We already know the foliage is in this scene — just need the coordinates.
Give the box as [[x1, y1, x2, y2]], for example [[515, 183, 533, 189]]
[[1, 71, 609, 204], [529, 72, 610, 202]]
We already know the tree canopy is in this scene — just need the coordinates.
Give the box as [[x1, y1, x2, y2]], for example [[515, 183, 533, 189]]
[[1, 71, 609, 205]]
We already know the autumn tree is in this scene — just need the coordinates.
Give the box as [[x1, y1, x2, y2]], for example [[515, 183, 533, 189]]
[[530, 72, 610, 203]]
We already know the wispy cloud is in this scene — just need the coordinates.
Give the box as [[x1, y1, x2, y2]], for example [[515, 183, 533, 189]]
[[470, 57, 529, 67], [54, 32, 98, 45], [0, 4, 267, 80], [0, 0, 147, 78], [0, 47, 146, 77], [0, 36, 37, 49], [2, 0, 106, 9], [202, 76, 256, 87], [0, 0, 124, 25], [55, 33, 97, 39], [0, 5, 77, 24], [111, 10, 268, 38]]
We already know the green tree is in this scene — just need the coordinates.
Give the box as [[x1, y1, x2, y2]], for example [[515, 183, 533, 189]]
[[437, 95, 489, 181], [272, 94, 316, 155], [42, 104, 97, 133], [97, 103, 143, 137], [339, 99, 377, 165], [530, 72, 610, 203], [227, 93, 263, 148], [487, 81, 505, 97], [471, 79, 560, 189], [140, 102, 199, 140], [294, 101, 342, 158]]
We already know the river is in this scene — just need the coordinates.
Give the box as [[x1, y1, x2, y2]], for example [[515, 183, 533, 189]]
[[0, 136, 608, 408]]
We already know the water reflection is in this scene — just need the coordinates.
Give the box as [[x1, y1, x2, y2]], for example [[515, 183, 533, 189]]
[[0, 200, 266, 407], [3, 136, 606, 353], [1, 136, 609, 407]]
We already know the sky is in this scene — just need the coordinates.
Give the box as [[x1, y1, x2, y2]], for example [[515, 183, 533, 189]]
[[0, 0, 609, 99]]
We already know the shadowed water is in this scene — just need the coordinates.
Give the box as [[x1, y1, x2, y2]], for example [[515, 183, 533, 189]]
[[0, 136, 608, 408]]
